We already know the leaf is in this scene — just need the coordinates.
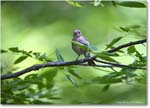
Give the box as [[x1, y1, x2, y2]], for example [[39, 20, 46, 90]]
[[10, 78, 30, 91], [1, 49, 7, 53], [68, 68, 82, 79], [102, 84, 110, 92], [127, 46, 136, 54], [33, 52, 41, 59], [66, 1, 83, 7], [56, 49, 64, 62], [120, 27, 129, 32], [135, 50, 145, 63], [130, 24, 141, 29], [41, 53, 46, 60], [14, 56, 28, 64], [37, 53, 47, 61], [24, 74, 43, 84], [9, 47, 19, 52], [93, 77, 122, 84], [116, 1, 146, 8], [72, 41, 90, 51], [120, 68, 136, 79], [96, 52, 118, 63], [112, 1, 117, 7], [65, 75, 78, 87], [98, 55, 118, 63], [106, 37, 123, 50], [19, 50, 32, 57], [94, 0, 101, 6]]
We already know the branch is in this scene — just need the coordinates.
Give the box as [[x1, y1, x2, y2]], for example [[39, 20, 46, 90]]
[[1, 39, 146, 80], [107, 39, 146, 53]]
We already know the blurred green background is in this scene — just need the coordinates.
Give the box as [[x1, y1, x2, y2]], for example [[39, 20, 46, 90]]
[[1, 1, 146, 104]]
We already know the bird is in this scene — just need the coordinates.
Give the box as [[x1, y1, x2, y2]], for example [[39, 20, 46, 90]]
[[72, 29, 95, 66]]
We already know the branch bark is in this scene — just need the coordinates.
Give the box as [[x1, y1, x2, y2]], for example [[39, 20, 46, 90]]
[[1, 39, 146, 80]]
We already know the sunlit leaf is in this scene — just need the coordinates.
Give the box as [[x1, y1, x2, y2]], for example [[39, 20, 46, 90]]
[[94, 0, 101, 6], [14, 56, 28, 64], [66, 0, 83, 7], [106, 36, 123, 50], [56, 49, 64, 62]]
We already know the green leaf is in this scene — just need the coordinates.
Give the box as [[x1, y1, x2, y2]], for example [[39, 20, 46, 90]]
[[127, 46, 136, 54], [112, 1, 117, 7], [93, 77, 122, 84], [135, 50, 145, 63], [130, 24, 141, 29], [19, 50, 32, 57], [14, 56, 28, 64], [1, 49, 7, 53], [56, 49, 64, 62], [120, 27, 129, 32], [10, 78, 30, 91], [106, 36, 123, 50], [65, 75, 78, 87], [96, 52, 118, 63], [37, 53, 47, 61], [33, 52, 41, 59], [68, 68, 82, 79], [66, 1, 83, 7], [72, 41, 90, 51], [24, 74, 43, 84], [102, 84, 110, 92], [9, 47, 19, 52], [120, 68, 136, 79], [116, 1, 146, 8]]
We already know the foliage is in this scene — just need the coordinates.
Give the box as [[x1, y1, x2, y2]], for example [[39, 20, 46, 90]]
[[1, 71, 58, 104], [1, 0, 146, 104]]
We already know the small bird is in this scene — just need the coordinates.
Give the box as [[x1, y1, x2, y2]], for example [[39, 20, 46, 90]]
[[72, 29, 95, 66]]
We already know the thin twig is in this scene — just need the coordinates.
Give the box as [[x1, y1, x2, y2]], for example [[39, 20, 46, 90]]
[[94, 59, 146, 69]]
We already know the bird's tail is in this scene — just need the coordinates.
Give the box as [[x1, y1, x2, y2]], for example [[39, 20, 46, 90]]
[[84, 52, 95, 66]]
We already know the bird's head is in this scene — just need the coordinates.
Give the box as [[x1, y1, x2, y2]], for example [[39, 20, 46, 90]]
[[73, 29, 82, 38]]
